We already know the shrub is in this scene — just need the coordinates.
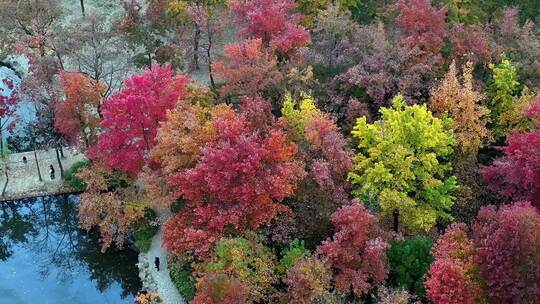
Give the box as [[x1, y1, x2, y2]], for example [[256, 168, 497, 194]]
[[284, 256, 332, 304], [277, 239, 308, 275], [170, 197, 186, 213], [424, 223, 481, 304], [64, 159, 91, 191], [317, 202, 389, 296], [200, 237, 278, 302], [133, 208, 159, 252], [387, 237, 433, 298], [192, 273, 248, 304], [135, 290, 161, 304], [374, 286, 420, 304], [168, 256, 196, 301]]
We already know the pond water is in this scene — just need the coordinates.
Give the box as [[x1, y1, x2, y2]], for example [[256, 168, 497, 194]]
[[0, 195, 141, 304]]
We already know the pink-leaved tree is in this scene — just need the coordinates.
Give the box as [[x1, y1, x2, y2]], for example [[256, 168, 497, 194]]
[[91, 64, 189, 176]]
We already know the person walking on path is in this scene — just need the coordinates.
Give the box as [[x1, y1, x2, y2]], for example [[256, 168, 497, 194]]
[[49, 164, 55, 180], [155, 257, 160, 271]]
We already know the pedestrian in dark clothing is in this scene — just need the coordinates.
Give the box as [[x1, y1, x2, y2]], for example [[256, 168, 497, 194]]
[[155, 257, 160, 271], [22, 156, 27, 164], [49, 164, 55, 180]]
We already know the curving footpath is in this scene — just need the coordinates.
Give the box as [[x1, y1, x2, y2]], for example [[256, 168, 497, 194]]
[[146, 209, 185, 304]]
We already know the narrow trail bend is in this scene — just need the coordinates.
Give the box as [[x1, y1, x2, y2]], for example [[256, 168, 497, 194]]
[[147, 208, 184, 304]]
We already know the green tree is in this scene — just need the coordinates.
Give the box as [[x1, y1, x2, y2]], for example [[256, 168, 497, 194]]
[[488, 59, 520, 140], [349, 95, 457, 233], [443, 0, 489, 24], [387, 237, 434, 299]]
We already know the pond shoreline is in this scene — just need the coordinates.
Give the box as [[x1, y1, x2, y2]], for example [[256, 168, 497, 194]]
[[0, 188, 82, 203], [0, 194, 141, 303]]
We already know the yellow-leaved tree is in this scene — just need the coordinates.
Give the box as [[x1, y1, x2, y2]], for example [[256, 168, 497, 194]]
[[349, 95, 457, 233]]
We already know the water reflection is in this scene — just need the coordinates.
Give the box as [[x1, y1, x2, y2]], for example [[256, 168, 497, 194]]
[[0, 195, 141, 303]]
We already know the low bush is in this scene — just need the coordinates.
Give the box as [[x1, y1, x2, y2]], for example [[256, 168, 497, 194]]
[[277, 239, 308, 275], [387, 237, 434, 298], [170, 197, 186, 213], [64, 159, 91, 191], [133, 208, 159, 253], [169, 256, 196, 301]]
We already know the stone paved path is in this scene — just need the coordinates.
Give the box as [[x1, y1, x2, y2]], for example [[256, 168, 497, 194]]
[[0, 148, 86, 202], [147, 208, 185, 304]]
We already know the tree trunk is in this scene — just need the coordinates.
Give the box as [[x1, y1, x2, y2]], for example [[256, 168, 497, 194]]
[[55, 148, 64, 179], [207, 33, 215, 89], [60, 146, 65, 158], [80, 0, 85, 16], [34, 151, 42, 182], [97, 102, 104, 120], [2, 165, 8, 196], [193, 25, 201, 70], [0, 118, 3, 153], [393, 209, 399, 233]]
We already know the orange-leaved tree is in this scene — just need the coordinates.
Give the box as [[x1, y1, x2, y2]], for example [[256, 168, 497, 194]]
[[55, 71, 106, 148]]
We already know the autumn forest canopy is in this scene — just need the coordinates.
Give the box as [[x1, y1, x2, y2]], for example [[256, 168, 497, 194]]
[[1, 0, 539, 303]]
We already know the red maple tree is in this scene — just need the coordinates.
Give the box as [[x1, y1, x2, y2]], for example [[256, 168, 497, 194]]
[[396, 0, 447, 56], [0, 77, 20, 143], [316, 202, 389, 296], [483, 99, 540, 208], [163, 109, 305, 258], [91, 64, 189, 176], [231, 0, 310, 56]]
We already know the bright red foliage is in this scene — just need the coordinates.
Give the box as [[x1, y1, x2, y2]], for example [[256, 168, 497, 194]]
[[483, 99, 540, 208], [316, 202, 389, 296], [472, 202, 540, 303], [425, 223, 478, 304], [231, 0, 310, 55], [396, 0, 447, 56], [426, 203, 540, 303], [425, 259, 476, 304], [91, 64, 189, 176], [0, 77, 19, 134], [55, 71, 105, 148], [163, 109, 305, 258], [526, 98, 540, 118]]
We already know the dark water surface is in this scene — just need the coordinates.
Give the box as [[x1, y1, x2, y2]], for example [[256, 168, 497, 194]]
[[0, 195, 141, 304]]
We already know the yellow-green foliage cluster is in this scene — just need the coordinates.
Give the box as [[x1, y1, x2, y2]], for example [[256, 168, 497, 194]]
[[349, 95, 457, 232], [281, 93, 321, 139], [488, 59, 521, 139], [204, 237, 277, 302], [497, 86, 539, 135], [167, 0, 225, 19]]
